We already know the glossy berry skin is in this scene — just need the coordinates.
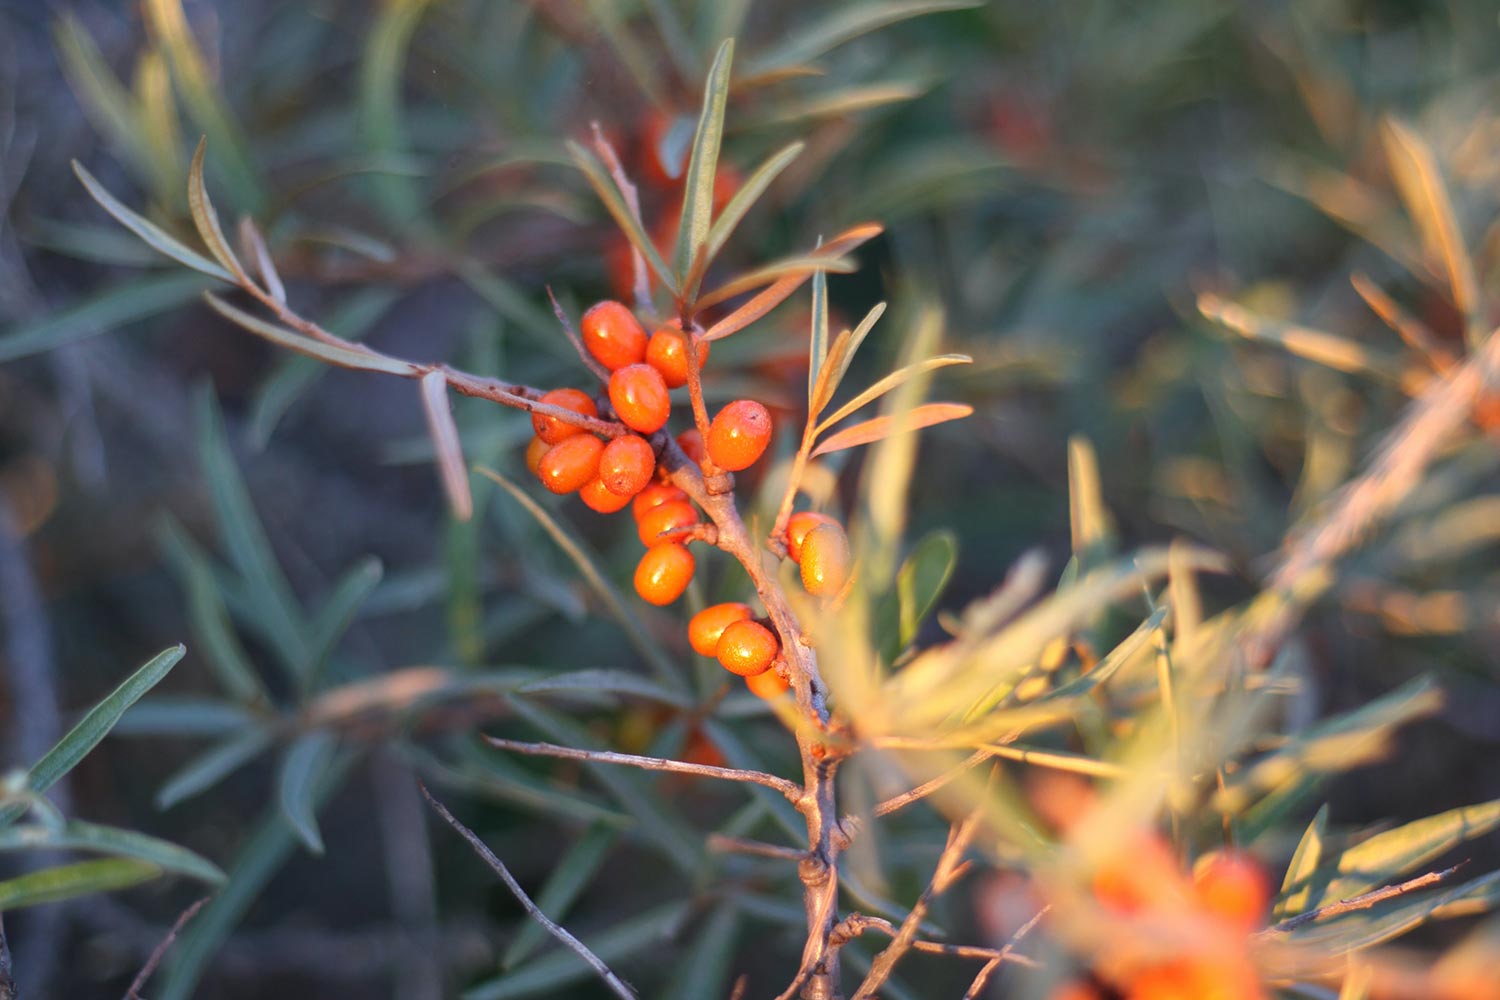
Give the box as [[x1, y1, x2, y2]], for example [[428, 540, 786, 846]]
[[631, 482, 688, 522], [676, 429, 706, 466], [646, 323, 708, 388], [524, 437, 551, 478], [634, 543, 694, 605], [785, 511, 838, 562], [532, 388, 598, 444], [581, 300, 648, 371], [599, 434, 656, 497], [800, 522, 851, 597], [688, 602, 754, 657], [1193, 851, 1270, 931], [707, 400, 772, 472], [609, 364, 671, 434], [745, 666, 791, 700], [637, 498, 698, 547], [716, 620, 778, 676], [536, 434, 603, 495], [580, 477, 634, 513]]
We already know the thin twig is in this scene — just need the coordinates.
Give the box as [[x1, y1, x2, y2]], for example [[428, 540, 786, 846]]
[[123, 897, 210, 1000], [1258, 864, 1468, 936], [485, 737, 805, 802], [0, 913, 15, 1000], [1350, 272, 1456, 373], [962, 906, 1049, 999], [590, 122, 653, 316], [547, 286, 612, 384], [871, 750, 995, 819], [418, 782, 636, 1000], [708, 834, 807, 862]]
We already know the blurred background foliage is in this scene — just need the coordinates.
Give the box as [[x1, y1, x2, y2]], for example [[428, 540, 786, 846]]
[[2, 1, 1500, 998]]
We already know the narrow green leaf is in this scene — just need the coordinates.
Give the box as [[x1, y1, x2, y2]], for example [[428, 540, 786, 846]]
[[0, 820, 224, 885], [674, 38, 734, 287], [54, 17, 155, 187], [157, 729, 274, 810], [663, 904, 739, 1000], [1067, 435, 1115, 573], [748, 0, 981, 72], [816, 355, 972, 434], [277, 732, 337, 855], [0, 271, 208, 362], [810, 302, 887, 415], [360, 0, 433, 226], [582, 0, 667, 109], [305, 556, 384, 692], [0, 858, 161, 911], [1275, 870, 1500, 955], [72, 161, 232, 281], [1275, 804, 1329, 920], [703, 141, 803, 268], [808, 267, 830, 409], [748, 81, 929, 128], [110, 697, 257, 737], [875, 530, 958, 661], [567, 141, 676, 293], [502, 824, 619, 969], [1314, 799, 1500, 909], [203, 293, 418, 376]]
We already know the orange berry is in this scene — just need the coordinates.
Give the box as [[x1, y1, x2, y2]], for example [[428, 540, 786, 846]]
[[676, 428, 706, 466], [598, 434, 656, 497], [581, 301, 648, 371], [579, 476, 634, 513], [1127, 961, 1263, 1000], [646, 322, 708, 388], [1049, 983, 1103, 1000], [800, 522, 851, 597], [785, 511, 837, 562], [1092, 834, 1186, 914], [688, 602, 754, 657], [608, 363, 671, 433], [637, 498, 699, 547], [716, 620, 778, 676], [536, 434, 603, 495], [532, 388, 598, 445], [1194, 851, 1270, 931], [706, 400, 772, 472], [632, 482, 687, 521], [634, 543, 694, 605], [745, 666, 791, 700], [524, 436, 551, 478]]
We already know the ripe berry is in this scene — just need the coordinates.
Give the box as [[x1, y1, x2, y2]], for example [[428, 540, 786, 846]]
[[745, 666, 791, 700], [599, 434, 656, 497], [785, 511, 838, 562], [1193, 851, 1269, 931], [800, 522, 851, 597], [716, 620, 778, 676], [676, 428, 706, 466], [580, 476, 634, 513], [634, 542, 695, 605], [609, 364, 671, 434], [637, 498, 699, 547], [581, 300, 648, 371], [687, 602, 754, 657], [631, 482, 688, 522], [524, 436, 551, 478], [532, 388, 598, 445], [706, 400, 772, 472], [536, 434, 603, 495], [646, 322, 708, 388]]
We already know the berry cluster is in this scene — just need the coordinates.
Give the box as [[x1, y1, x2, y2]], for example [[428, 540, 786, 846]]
[[524, 297, 853, 700]]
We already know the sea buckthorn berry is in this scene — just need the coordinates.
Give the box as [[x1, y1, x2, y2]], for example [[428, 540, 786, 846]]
[[599, 434, 656, 497], [646, 322, 709, 388], [676, 428, 706, 466], [745, 666, 791, 700], [1193, 851, 1270, 931], [634, 542, 694, 605], [1092, 834, 1185, 914], [688, 602, 754, 657], [706, 400, 772, 472], [579, 476, 634, 513], [609, 364, 671, 434], [532, 388, 598, 445], [524, 437, 551, 478], [716, 620, 778, 676], [637, 498, 699, 547], [581, 300, 648, 371], [785, 511, 838, 562], [536, 434, 603, 495], [800, 522, 851, 597], [631, 482, 687, 521]]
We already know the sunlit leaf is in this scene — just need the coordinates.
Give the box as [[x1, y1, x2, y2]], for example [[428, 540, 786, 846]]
[[1275, 804, 1329, 920], [695, 254, 857, 311], [1198, 293, 1404, 382], [807, 267, 831, 406], [811, 302, 887, 417], [812, 402, 973, 457], [816, 355, 972, 433]]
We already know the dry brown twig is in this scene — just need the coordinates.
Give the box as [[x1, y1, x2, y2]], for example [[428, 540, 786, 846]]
[[1257, 863, 1468, 936], [123, 897, 211, 1000]]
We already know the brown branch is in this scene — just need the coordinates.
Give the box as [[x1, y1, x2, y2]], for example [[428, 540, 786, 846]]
[[1258, 863, 1468, 936], [872, 750, 995, 819], [962, 906, 1049, 999], [590, 122, 653, 316], [485, 737, 805, 801], [708, 834, 807, 862], [124, 897, 210, 1000], [419, 782, 637, 1000]]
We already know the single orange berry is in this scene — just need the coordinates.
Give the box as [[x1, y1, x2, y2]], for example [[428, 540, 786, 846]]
[[631, 482, 687, 522], [1092, 834, 1187, 914], [598, 434, 656, 497], [581, 300, 648, 371], [634, 542, 695, 605], [579, 476, 634, 513], [800, 522, 851, 597], [536, 434, 603, 495], [646, 322, 708, 388], [524, 436, 551, 478], [745, 666, 791, 700], [687, 602, 754, 657], [532, 388, 598, 445], [609, 363, 671, 434], [676, 428, 706, 466], [716, 620, 778, 676], [785, 511, 838, 562], [706, 400, 772, 472], [637, 498, 699, 547], [1194, 851, 1270, 931]]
